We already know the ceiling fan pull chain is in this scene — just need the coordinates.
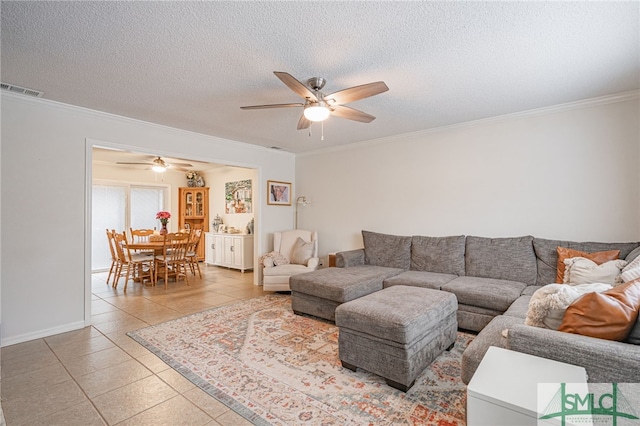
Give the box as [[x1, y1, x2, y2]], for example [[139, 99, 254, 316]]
[[321, 121, 324, 141]]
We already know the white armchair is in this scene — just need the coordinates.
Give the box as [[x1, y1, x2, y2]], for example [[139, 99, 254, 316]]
[[262, 229, 319, 292]]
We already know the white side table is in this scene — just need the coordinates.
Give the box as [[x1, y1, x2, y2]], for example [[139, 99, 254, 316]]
[[467, 346, 588, 426]]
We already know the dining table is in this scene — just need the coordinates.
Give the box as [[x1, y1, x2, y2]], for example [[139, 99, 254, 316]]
[[126, 240, 167, 255]]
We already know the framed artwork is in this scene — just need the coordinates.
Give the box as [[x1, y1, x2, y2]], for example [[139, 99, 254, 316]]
[[267, 180, 291, 205], [225, 179, 252, 214]]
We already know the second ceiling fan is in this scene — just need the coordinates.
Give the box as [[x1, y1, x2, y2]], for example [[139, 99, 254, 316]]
[[241, 71, 389, 130]]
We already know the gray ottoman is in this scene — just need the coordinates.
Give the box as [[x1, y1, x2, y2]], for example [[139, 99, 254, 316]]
[[335, 285, 458, 392], [290, 265, 403, 321]]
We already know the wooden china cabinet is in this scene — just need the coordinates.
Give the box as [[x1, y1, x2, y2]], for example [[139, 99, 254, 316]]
[[178, 187, 209, 261]]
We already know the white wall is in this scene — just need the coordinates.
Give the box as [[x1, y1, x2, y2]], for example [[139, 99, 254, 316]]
[[0, 93, 295, 346], [204, 167, 257, 233], [296, 94, 640, 260]]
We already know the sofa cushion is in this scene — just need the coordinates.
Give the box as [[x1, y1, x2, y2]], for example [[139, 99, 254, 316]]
[[441, 276, 526, 312], [465, 236, 536, 285], [362, 230, 412, 269], [533, 238, 639, 286], [383, 270, 457, 290], [559, 279, 640, 341], [556, 247, 620, 283], [262, 263, 313, 277], [410, 235, 465, 275], [290, 265, 403, 303], [503, 295, 531, 319], [521, 285, 543, 296]]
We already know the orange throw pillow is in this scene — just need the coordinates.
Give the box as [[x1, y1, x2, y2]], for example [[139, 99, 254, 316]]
[[558, 279, 640, 341], [555, 247, 620, 283]]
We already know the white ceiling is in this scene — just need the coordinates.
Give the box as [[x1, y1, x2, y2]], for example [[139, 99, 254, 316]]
[[1, 1, 638, 154]]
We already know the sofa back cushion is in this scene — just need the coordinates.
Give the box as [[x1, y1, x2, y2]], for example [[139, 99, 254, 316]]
[[362, 230, 412, 269], [533, 238, 640, 285], [465, 236, 536, 285], [411, 235, 466, 275]]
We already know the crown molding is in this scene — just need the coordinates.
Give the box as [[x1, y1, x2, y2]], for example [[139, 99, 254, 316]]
[[0, 91, 296, 158], [298, 90, 640, 157]]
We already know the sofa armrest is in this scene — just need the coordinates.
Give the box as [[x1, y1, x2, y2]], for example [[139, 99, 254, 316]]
[[507, 324, 640, 383], [336, 249, 365, 267], [263, 257, 275, 268]]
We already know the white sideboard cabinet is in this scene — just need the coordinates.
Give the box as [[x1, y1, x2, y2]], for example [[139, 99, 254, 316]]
[[205, 233, 253, 272]]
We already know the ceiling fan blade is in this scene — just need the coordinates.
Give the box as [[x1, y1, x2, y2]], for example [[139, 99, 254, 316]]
[[330, 105, 376, 123], [274, 71, 318, 102], [240, 103, 304, 110], [325, 81, 389, 105], [297, 114, 312, 130], [169, 162, 194, 168], [116, 162, 151, 165]]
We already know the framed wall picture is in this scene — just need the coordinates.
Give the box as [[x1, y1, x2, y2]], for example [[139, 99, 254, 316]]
[[267, 180, 291, 205], [225, 179, 252, 214]]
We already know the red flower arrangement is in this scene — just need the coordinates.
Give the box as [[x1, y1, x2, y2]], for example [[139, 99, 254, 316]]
[[156, 211, 171, 224]]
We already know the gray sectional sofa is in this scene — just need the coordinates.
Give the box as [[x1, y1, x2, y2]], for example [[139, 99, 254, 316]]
[[294, 230, 640, 384]]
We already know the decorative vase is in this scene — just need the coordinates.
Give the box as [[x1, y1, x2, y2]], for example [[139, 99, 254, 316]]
[[187, 179, 196, 187], [160, 222, 168, 235]]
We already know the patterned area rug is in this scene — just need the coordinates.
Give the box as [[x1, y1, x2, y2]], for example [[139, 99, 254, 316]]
[[128, 294, 474, 425]]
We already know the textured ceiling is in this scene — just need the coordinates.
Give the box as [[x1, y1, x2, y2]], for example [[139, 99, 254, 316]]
[[2, 1, 639, 154]]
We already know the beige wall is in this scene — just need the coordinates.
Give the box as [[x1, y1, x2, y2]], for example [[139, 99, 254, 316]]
[[296, 94, 640, 260], [0, 94, 295, 345]]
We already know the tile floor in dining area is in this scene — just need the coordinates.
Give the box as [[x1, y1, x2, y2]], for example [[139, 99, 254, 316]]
[[1, 265, 273, 425]]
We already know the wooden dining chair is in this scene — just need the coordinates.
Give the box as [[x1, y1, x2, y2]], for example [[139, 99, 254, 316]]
[[154, 232, 190, 289], [186, 228, 203, 279], [106, 229, 120, 286], [113, 231, 155, 290], [129, 228, 156, 255]]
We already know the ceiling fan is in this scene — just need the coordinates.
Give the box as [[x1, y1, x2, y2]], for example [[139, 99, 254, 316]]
[[116, 156, 193, 173], [241, 71, 389, 130]]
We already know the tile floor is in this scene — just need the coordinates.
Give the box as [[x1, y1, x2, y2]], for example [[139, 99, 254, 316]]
[[1, 264, 272, 425]]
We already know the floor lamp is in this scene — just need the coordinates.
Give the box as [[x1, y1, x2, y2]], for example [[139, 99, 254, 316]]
[[295, 196, 311, 229]]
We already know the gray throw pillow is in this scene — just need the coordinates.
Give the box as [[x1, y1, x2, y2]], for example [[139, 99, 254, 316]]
[[291, 237, 314, 265], [626, 246, 640, 262], [362, 230, 411, 269]]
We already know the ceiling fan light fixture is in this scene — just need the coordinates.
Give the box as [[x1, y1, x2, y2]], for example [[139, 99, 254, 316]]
[[151, 157, 167, 173], [303, 102, 330, 122]]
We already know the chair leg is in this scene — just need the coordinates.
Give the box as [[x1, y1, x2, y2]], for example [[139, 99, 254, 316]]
[[193, 259, 201, 279], [123, 264, 131, 292], [113, 262, 122, 288], [107, 260, 116, 286], [165, 263, 169, 290]]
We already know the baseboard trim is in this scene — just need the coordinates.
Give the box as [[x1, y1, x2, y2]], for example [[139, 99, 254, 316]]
[[1, 320, 87, 347]]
